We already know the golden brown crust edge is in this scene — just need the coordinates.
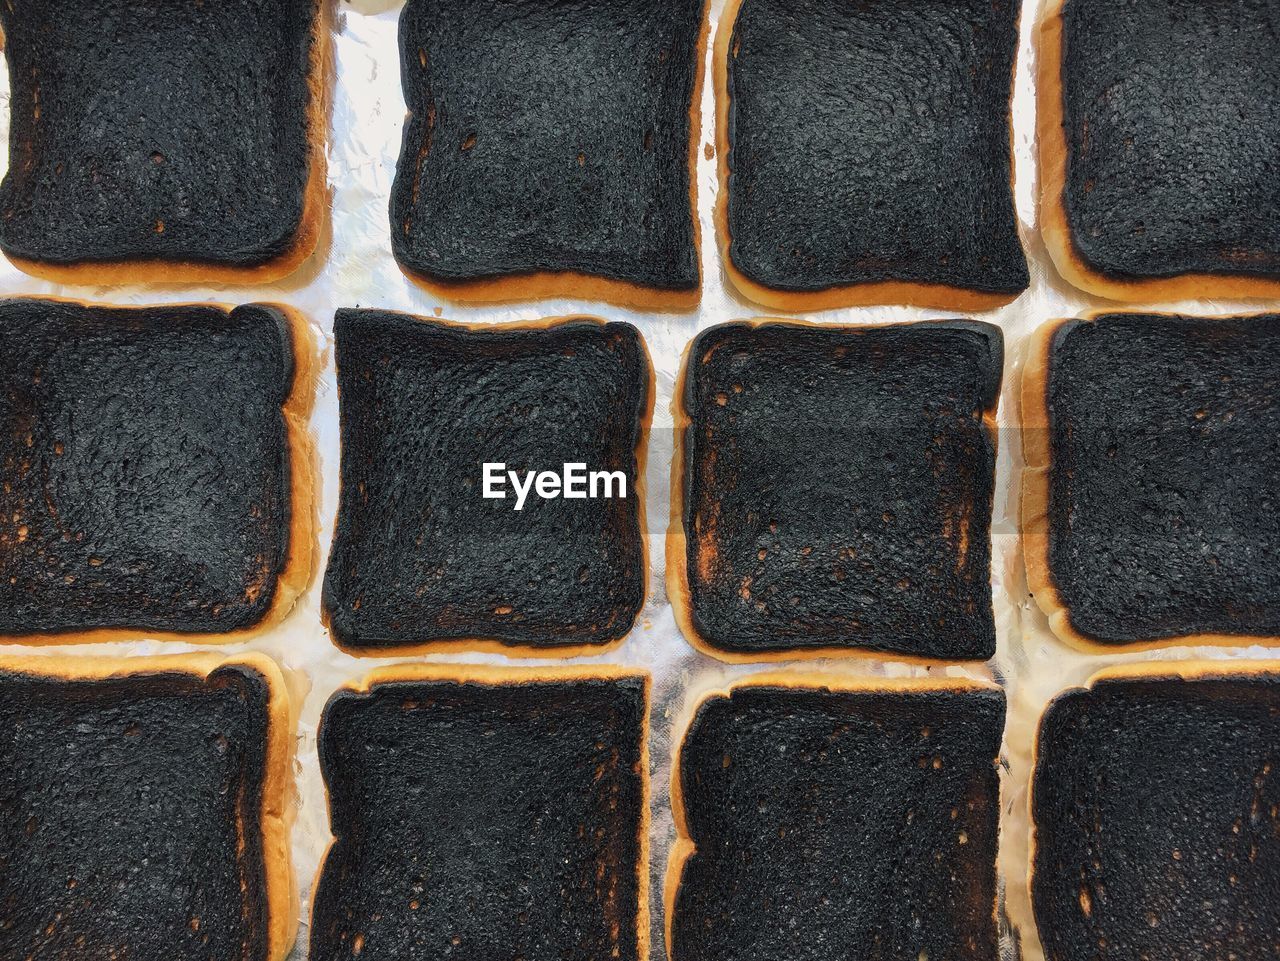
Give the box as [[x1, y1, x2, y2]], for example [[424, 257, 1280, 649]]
[[311, 662, 652, 961], [0, 296, 318, 647], [1021, 313, 1280, 653], [399, 1, 708, 312], [0, 651, 299, 961], [666, 316, 1001, 665], [1036, 0, 1280, 303], [0, 0, 331, 286], [713, 0, 1021, 313], [664, 671, 1001, 957], [320, 312, 654, 660]]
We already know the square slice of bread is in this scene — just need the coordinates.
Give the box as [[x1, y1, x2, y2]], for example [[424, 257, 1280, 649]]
[[667, 673, 1005, 961], [310, 664, 649, 961], [322, 310, 651, 658], [0, 298, 316, 643], [1031, 661, 1280, 959], [0, 0, 328, 284], [0, 653, 297, 961], [1038, 0, 1280, 300], [668, 318, 1002, 662], [389, 0, 706, 310], [716, 0, 1027, 311], [1023, 312, 1280, 651]]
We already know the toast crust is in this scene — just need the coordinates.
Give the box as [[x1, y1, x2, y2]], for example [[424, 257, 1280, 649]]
[[0, 651, 300, 961], [0, 296, 318, 646], [1024, 658, 1280, 952], [1020, 312, 1280, 652], [1036, 0, 1280, 302], [666, 316, 1000, 663], [398, 4, 707, 311], [0, 0, 331, 285], [322, 312, 654, 660], [312, 662, 651, 961], [714, 0, 1022, 312], [664, 671, 1000, 955]]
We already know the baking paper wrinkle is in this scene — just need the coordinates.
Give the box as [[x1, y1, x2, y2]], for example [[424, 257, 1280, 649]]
[[0, 2, 1273, 959]]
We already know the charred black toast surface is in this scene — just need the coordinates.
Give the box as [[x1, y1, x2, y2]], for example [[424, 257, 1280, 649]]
[[0, 0, 321, 271], [390, 0, 703, 294], [1041, 313, 1280, 644], [678, 320, 1001, 659], [0, 299, 299, 638], [310, 672, 648, 961], [671, 682, 1005, 961], [323, 310, 650, 653], [1033, 671, 1280, 960], [1057, 0, 1280, 283], [0, 662, 277, 961], [723, 0, 1027, 298]]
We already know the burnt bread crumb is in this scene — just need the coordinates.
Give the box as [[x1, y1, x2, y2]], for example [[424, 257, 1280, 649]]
[[323, 310, 651, 656], [670, 320, 1002, 661], [717, 0, 1027, 311], [668, 677, 1005, 961], [0, 298, 314, 643], [1024, 313, 1280, 650], [0, 653, 296, 961], [1031, 664, 1280, 960], [390, 0, 705, 309], [1040, 0, 1280, 300], [310, 665, 649, 961], [0, 0, 326, 284]]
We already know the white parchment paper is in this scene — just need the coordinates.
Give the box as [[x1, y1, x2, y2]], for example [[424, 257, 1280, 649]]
[[0, 1, 1275, 958]]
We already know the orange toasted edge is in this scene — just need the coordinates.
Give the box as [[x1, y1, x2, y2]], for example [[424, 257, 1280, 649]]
[[1, 0, 331, 285], [667, 316, 1001, 664], [0, 296, 318, 647], [1021, 313, 1280, 653], [1024, 657, 1280, 939], [665, 670, 1001, 955], [310, 662, 651, 961], [0, 651, 301, 961], [1037, 0, 1280, 302], [321, 312, 653, 660], [398, 2, 707, 311], [713, 0, 1022, 312]]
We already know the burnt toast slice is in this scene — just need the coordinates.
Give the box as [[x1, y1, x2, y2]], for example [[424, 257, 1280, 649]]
[[669, 319, 1002, 662], [322, 310, 651, 657], [1031, 662, 1280, 960], [1023, 313, 1280, 651], [1038, 0, 1280, 301], [390, 0, 706, 309], [0, 653, 297, 961], [0, 0, 328, 284], [310, 664, 649, 961], [0, 298, 315, 644], [668, 674, 1005, 961], [716, 0, 1027, 311]]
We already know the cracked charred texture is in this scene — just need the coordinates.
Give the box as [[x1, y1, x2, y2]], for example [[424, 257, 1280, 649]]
[[323, 310, 649, 652], [310, 675, 646, 961], [390, 0, 702, 291], [0, 299, 296, 636], [1059, 0, 1280, 281], [671, 684, 1005, 961], [1033, 674, 1280, 960], [0, 0, 318, 269], [0, 665, 273, 961], [1044, 314, 1280, 644], [682, 321, 1001, 659], [724, 0, 1027, 296]]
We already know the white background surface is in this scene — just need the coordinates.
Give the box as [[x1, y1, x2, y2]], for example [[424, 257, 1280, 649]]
[[0, 1, 1275, 958]]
